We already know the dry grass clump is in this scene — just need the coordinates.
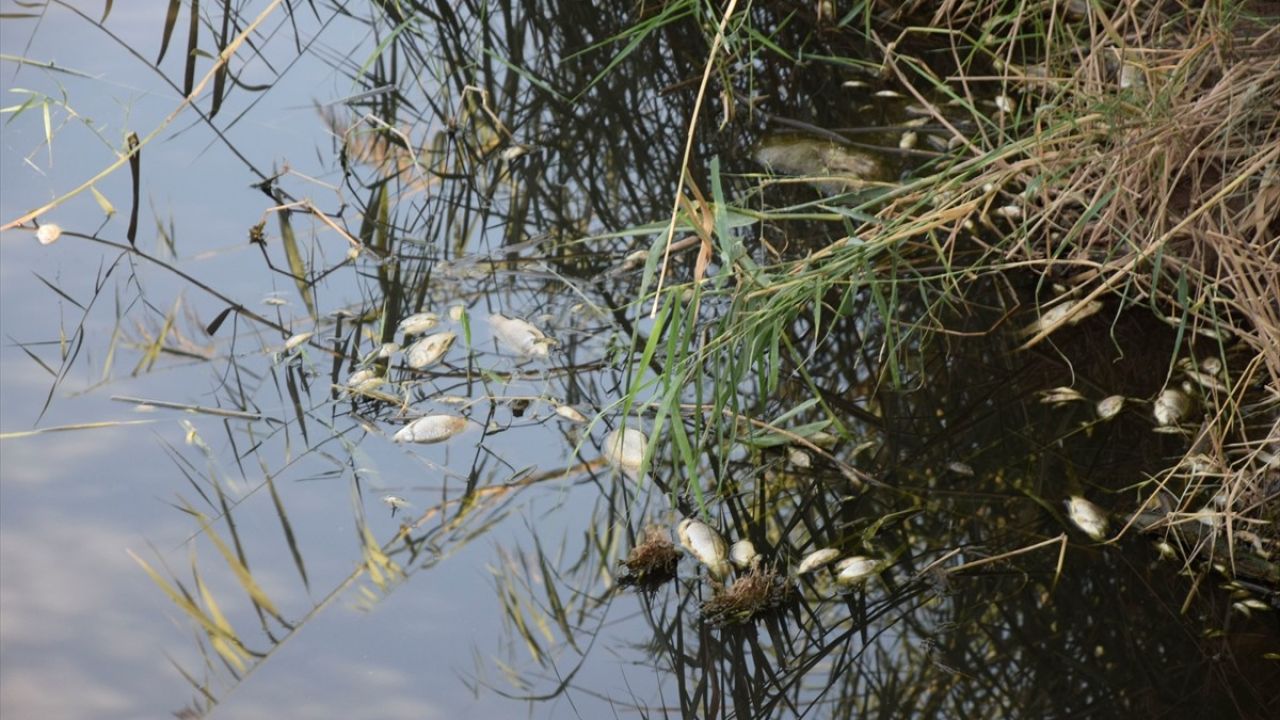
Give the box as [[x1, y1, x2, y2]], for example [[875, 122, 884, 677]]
[[700, 564, 795, 626], [619, 524, 681, 587], [857, 1, 1279, 586]]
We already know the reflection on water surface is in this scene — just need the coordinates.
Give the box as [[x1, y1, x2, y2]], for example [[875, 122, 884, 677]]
[[0, 2, 1275, 719]]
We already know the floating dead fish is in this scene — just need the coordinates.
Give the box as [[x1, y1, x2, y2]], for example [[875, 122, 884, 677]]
[[834, 556, 878, 585], [405, 331, 455, 369], [501, 144, 530, 162], [1020, 299, 1103, 336], [554, 405, 588, 423], [36, 224, 62, 245], [678, 519, 729, 580], [754, 135, 883, 194], [947, 461, 975, 477], [376, 342, 400, 359], [898, 131, 918, 150], [448, 305, 466, 322], [1096, 395, 1125, 420], [436, 395, 470, 405], [381, 494, 410, 516], [1181, 368, 1227, 394], [993, 205, 1023, 219], [604, 427, 648, 474], [788, 448, 812, 469], [730, 539, 759, 570], [393, 414, 468, 444], [874, 89, 903, 98], [994, 95, 1014, 113], [397, 312, 440, 337], [1065, 496, 1109, 541], [263, 295, 289, 307], [1039, 386, 1085, 405], [1200, 356, 1222, 376], [796, 548, 841, 574], [489, 313, 554, 358], [1153, 388, 1191, 426], [283, 332, 313, 352], [842, 80, 868, 88], [346, 368, 383, 392]]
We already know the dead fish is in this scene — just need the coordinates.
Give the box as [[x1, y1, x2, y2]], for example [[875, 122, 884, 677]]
[[381, 494, 410, 517], [788, 448, 812, 469], [874, 89, 903, 98], [1065, 496, 1109, 541], [993, 205, 1023, 219], [346, 368, 383, 392], [501, 144, 530, 162], [604, 427, 648, 474], [393, 414, 468, 444], [898, 131, 918, 150], [729, 539, 759, 570], [1153, 388, 1191, 426], [1021, 299, 1103, 336], [283, 332, 313, 352], [405, 331, 455, 369], [947, 461, 975, 477], [448, 305, 466, 322], [397, 312, 440, 337], [1096, 395, 1125, 420], [489, 313, 554, 359], [796, 548, 841, 575], [36, 224, 62, 245], [994, 95, 1014, 113], [834, 556, 878, 585], [376, 342, 400, 359], [554, 405, 588, 423], [677, 518, 729, 580], [1039, 386, 1085, 405]]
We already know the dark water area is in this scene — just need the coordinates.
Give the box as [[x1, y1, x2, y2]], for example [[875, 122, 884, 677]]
[[1, 3, 1275, 719]]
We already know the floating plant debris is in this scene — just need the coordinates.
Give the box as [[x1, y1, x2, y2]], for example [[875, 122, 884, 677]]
[[392, 414, 468, 444], [701, 564, 795, 626], [618, 524, 680, 587], [381, 495, 410, 517]]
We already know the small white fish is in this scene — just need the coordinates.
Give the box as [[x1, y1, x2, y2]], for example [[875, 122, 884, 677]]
[[1153, 388, 1191, 426], [381, 495, 410, 516], [448, 305, 466, 322], [677, 519, 729, 580], [604, 427, 648, 474], [36, 224, 62, 245], [729, 539, 759, 570], [947, 461, 975, 477], [796, 548, 841, 575], [554, 405, 588, 423], [489, 313, 554, 358], [788, 448, 812, 469], [993, 205, 1023, 219], [283, 332, 313, 352], [1065, 496, 1109, 541], [994, 94, 1014, 113], [834, 556, 878, 585], [1096, 395, 1125, 420], [346, 368, 383, 392], [263, 295, 289, 307], [874, 89, 903, 98], [898, 131, 918, 150], [397, 312, 440, 337], [842, 80, 868, 88], [405, 331, 456, 369], [393, 414, 468, 444], [1021, 300, 1103, 336], [1039, 386, 1085, 405], [376, 342, 401, 359], [501, 144, 530, 162]]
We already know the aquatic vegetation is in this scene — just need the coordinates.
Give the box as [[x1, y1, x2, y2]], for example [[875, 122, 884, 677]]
[[619, 524, 680, 587], [700, 563, 794, 626]]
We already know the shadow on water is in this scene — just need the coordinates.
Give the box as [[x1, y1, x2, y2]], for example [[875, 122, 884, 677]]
[[4, 1, 1276, 718]]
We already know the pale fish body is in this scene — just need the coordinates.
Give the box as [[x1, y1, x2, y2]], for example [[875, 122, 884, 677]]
[[397, 312, 440, 337], [1153, 388, 1191, 426], [729, 539, 759, 570], [489, 313, 553, 358], [603, 427, 647, 474], [393, 414, 468, 444], [1066, 496, 1109, 541], [554, 405, 588, 423], [796, 548, 841, 575], [1096, 395, 1125, 420], [405, 331, 456, 369], [834, 556, 878, 585], [678, 519, 729, 580], [346, 368, 383, 392]]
